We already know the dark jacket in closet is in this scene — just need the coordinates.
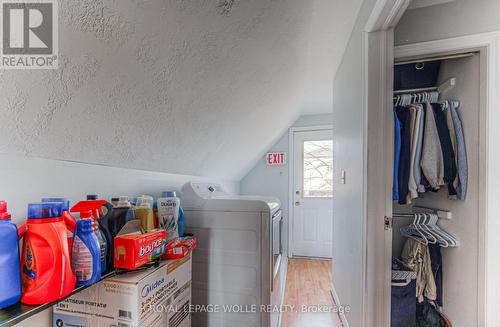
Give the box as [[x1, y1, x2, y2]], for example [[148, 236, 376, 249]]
[[395, 106, 412, 204], [431, 103, 457, 196]]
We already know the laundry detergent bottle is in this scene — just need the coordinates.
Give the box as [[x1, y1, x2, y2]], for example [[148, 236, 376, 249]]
[[72, 218, 101, 286], [103, 196, 135, 238], [71, 200, 109, 274], [135, 195, 155, 231], [0, 201, 22, 309], [42, 198, 76, 250], [19, 202, 76, 305]]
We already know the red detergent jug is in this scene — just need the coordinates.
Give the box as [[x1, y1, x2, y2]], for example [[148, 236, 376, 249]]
[[19, 202, 76, 305], [41, 198, 76, 250]]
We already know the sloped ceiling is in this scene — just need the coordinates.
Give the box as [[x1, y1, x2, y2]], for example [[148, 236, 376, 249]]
[[0, 0, 361, 181]]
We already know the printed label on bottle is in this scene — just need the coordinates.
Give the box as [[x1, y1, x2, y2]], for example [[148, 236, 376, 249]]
[[22, 240, 37, 291], [158, 200, 179, 242], [71, 235, 93, 282]]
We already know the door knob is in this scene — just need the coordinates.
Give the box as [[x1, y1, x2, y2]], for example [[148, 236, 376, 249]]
[[295, 190, 300, 195], [295, 201, 300, 206]]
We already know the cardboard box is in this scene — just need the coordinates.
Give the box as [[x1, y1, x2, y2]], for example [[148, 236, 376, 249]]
[[53, 256, 192, 327]]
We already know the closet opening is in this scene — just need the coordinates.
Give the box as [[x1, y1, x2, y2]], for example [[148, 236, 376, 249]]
[[389, 48, 485, 327]]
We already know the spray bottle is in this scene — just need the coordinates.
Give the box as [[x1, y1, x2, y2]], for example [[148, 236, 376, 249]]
[[71, 200, 110, 274], [71, 217, 101, 286]]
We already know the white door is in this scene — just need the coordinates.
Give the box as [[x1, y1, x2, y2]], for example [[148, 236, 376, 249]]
[[292, 129, 333, 258]]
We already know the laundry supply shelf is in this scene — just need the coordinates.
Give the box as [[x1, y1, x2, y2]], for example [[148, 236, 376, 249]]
[[0, 271, 115, 327]]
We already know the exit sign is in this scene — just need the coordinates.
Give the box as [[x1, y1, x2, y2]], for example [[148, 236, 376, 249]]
[[266, 152, 286, 166]]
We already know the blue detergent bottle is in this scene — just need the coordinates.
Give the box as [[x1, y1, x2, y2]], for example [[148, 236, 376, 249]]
[[71, 217, 101, 286], [0, 201, 22, 308]]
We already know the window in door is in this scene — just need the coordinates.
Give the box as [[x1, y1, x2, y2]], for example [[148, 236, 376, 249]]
[[302, 140, 333, 198]]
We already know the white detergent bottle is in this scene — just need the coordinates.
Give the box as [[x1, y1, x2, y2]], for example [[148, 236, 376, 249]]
[[158, 191, 180, 242]]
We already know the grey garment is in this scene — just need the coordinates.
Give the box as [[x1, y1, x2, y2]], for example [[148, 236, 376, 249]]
[[444, 101, 458, 199], [421, 102, 444, 189], [414, 104, 426, 193], [450, 101, 468, 200], [408, 105, 422, 200]]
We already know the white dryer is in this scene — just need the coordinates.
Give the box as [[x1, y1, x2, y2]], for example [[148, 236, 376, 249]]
[[181, 182, 283, 327]]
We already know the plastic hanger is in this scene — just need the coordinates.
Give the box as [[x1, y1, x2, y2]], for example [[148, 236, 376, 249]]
[[401, 214, 428, 244], [420, 213, 448, 247], [416, 213, 437, 244], [426, 213, 458, 247]]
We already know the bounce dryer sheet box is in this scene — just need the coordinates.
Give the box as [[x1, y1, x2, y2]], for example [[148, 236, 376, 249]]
[[53, 256, 192, 327], [114, 229, 167, 270]]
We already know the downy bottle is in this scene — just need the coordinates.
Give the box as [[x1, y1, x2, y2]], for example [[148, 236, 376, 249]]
[[158, 192, 180, 242]]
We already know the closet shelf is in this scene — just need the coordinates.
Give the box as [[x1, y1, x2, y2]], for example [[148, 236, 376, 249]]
[[0, 271, 115, 327]]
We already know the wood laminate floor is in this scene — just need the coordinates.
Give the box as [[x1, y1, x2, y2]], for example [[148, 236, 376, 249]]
[[281, 258, 343, 327]]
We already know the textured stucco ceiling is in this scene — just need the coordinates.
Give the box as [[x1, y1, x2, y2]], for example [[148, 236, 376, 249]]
[[0, 0, 361, 180]]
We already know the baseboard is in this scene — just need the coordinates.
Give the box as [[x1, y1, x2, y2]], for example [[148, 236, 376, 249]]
[[331, 285, 349, 327], [278, 256, 288, 327]]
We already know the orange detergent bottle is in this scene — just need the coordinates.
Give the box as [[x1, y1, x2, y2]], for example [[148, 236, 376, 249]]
[[19, 202, 76, 305]]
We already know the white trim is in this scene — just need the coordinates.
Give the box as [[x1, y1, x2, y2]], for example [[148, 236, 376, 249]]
[[288, 125, 333, 133], [365, 0, 411, 32], [287, 125, 333, 258], [408, 0, 455, 10], [331, 285, 350, 327], [277, 255, 288, 327], [393, 31, 500, 327]]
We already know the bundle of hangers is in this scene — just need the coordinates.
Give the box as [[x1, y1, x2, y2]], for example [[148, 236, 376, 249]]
[[399, 212, 459, 248], [396, 211, 458, 318], [393, 91, 468, 205]]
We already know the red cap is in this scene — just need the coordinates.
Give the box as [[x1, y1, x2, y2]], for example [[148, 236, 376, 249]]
[[70, 200, 107, 220], [0, 201, 12, 220]]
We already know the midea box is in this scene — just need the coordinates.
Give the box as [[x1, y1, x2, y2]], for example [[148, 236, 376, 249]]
[[53, 256, 192, 327]]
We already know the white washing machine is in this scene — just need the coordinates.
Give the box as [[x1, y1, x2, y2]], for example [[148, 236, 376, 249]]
[[181, 182, 283, 327]]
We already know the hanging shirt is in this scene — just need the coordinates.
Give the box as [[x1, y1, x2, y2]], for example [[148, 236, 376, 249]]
[[421, 102, 445, 190], [414, 104, 426, 193], [408, 105, 422, 201], [432, 103, 457, 197], [401, 238, 437, 303], [444, 101, 458, 199], [395, 106, 412, 204], [393, 111, 402, 201], [450, 101, 468, 200]]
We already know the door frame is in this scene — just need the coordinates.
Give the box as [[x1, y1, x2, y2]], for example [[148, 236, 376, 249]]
[[389, 33, 500, 327], [287, 125, 333, 258], [365, 14, 500, 327]]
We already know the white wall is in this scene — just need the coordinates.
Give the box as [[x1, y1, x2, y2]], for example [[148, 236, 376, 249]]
[[331, 0, 382, 326], [395, 0, 500, 45], [240, 114, 333, 255], [0, 154, 238, 326]]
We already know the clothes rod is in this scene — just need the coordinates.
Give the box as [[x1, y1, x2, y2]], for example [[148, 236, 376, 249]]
[[393, 86, 437, 95], [395, 52, 476, 65], [393, 77, 456, 96], [392, 207, 452, 220]]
